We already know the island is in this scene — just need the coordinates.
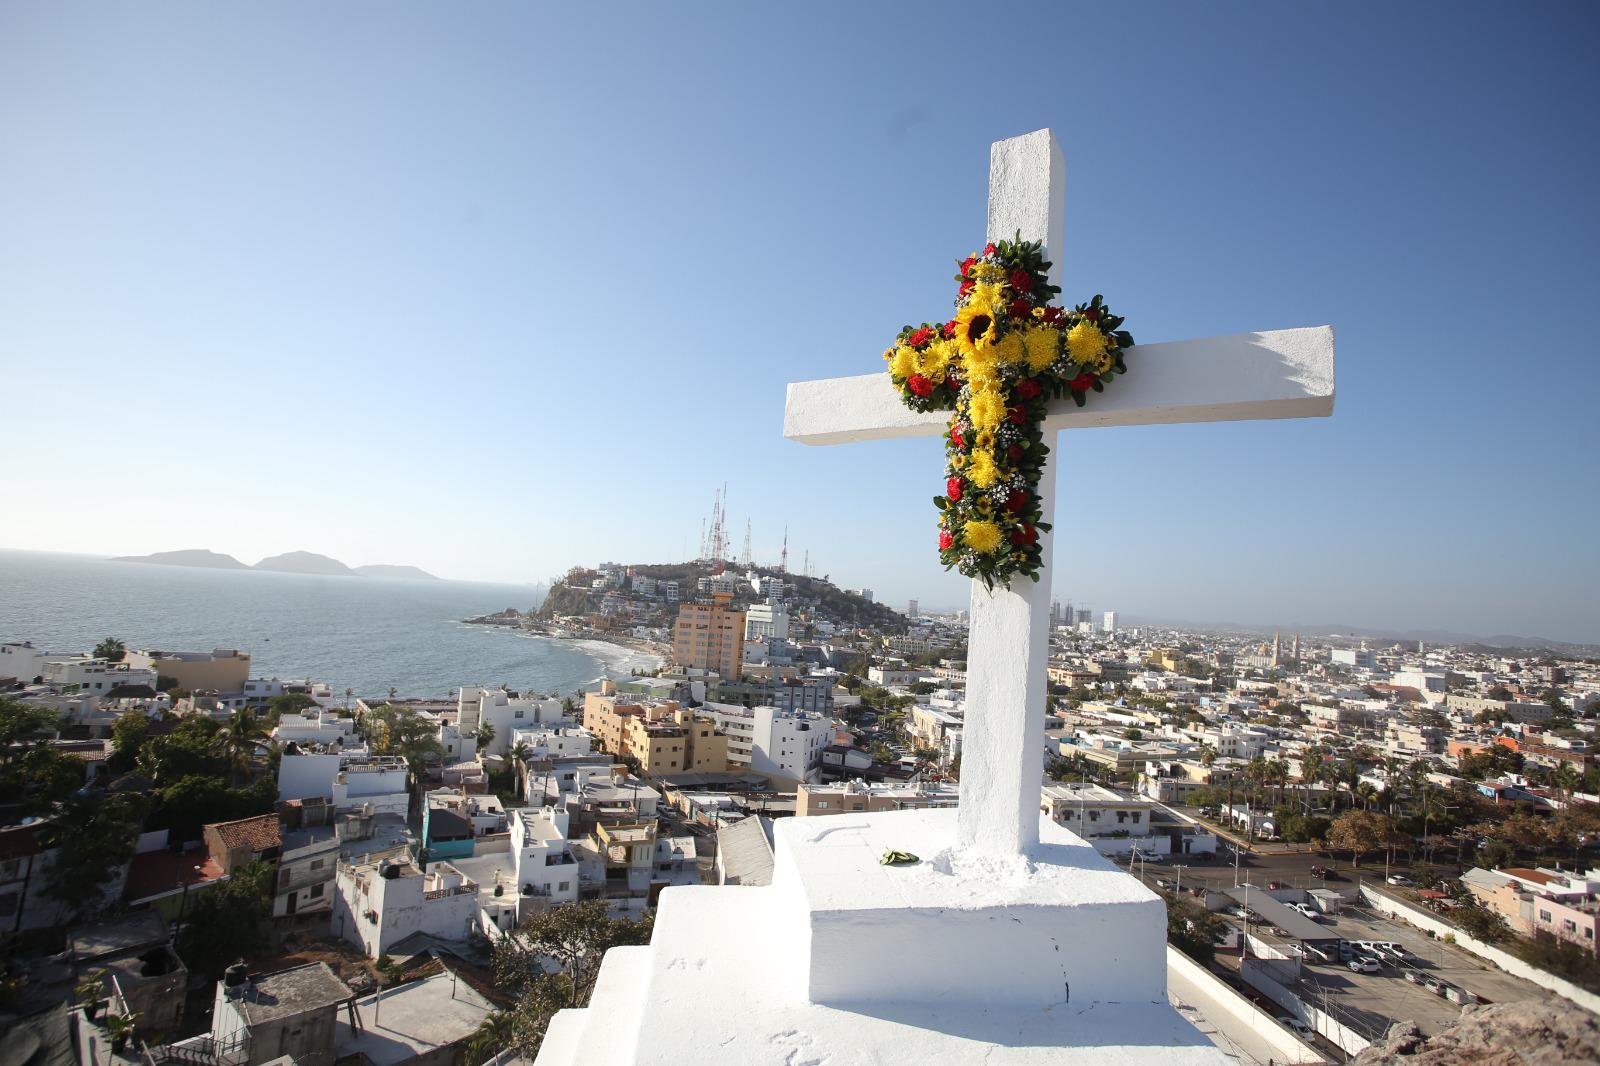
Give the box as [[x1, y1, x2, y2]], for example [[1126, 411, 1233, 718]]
[[351, 564, 438, 581], [111, 548, 436, 580], [111, 549, 249, 569]]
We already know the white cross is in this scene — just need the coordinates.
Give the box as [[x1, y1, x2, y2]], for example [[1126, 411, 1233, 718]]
[[783, 129, 1335, 857]]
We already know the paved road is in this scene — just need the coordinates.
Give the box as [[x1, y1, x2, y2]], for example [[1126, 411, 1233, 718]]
[[1116, 844, 1442, 898]]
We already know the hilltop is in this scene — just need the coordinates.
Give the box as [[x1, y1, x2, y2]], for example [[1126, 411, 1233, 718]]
[[111, 548, 249, 569], [537, 560, 904, 631], [112, 548, 436, 580]]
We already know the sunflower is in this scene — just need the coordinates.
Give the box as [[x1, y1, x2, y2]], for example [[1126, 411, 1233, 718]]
[[1022, 325, 1060, 373], [963, 519, 1003, 554], [953, 299, 992, 361]]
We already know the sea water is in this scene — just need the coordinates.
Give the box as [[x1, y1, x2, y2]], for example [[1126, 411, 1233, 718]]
[[0, 550, 643, 698]]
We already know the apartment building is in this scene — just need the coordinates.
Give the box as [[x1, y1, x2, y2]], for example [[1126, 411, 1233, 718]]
[[582, 689, 729, 776], [700, 701, 827, 787], [127, 648, 251, 693], [672, 592, 746, 679], [1463, 866, 1600, 952], [796, 779, 959, 817], [333, 854, 479, 957], [457, 687, 569, 755]]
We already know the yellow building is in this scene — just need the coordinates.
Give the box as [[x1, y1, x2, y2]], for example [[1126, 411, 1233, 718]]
[[672, 592, 746, 680], [583, 689, 730, 777], [129, 648, 251, 693]]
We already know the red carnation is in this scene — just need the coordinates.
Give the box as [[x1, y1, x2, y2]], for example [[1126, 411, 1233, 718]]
[[1010, 528, 1027, 546], [907, 326, 933, 347], [950, 425, 966, 448], [1083, 307, 1098, 323], [1024, 523, 1039, 543], [983, 242, 996, 256], [960, 256, 977, 278], [946, 476, 964, 502], [1007, 444, 1024, 462], [959, 279, 975, 297], [1015, 377, 1042, 400], [1008, 298, 1032, 319], [1005, 490, 1027, 513], [1041, 306, 1065, 324], [908, 374, 933, 397], [946, 375, 961, 390], [1007, 405, 1027, 425], [1069, 372, 1097, 392], [939, 528, 954, 551], [1009, 269, 1032, 293], [942, 320, 957, 338]]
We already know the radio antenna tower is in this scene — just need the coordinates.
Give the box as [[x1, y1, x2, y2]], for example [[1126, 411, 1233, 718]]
[[780, 527, 789, 574], [741, 519, 752, 568]]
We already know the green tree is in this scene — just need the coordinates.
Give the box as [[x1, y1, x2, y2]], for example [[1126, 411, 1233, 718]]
[[1324, 809, 1397, 866], [93, 638, 127, 663], [220, 708, 267, 782], [108, 711, 151, 775], [493, 900, 654, 1030], [177, 860, 275, 977], [1164, 891, 1227, 965], [474, 721, 496, 748], [0, 697, 60, 802], [266, 692, 318, 720], [511, 740, 534, 801], [1487, 685, 1515, 701], [42, 791, 147, 921], [365, 704, 445, 803]]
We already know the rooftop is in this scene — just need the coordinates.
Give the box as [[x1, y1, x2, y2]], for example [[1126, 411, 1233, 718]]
[[123, 845, 224, 903], [234, 962, 351, 1025], [206, 813, 281, 853], [334, 967, 496, 1066]]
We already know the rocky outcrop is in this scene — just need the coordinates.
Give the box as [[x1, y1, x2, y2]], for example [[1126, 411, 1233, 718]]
[[1352, 1000, 1600, 1065]]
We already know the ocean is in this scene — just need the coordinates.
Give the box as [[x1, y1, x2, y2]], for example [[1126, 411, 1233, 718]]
[[0, 550, 656, 698]]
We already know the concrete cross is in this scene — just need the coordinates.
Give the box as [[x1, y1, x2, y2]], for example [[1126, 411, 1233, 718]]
[[783, 128, 1335, 857]]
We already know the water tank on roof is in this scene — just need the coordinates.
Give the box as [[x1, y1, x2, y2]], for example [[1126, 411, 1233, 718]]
[[379, 860, 400, 879]]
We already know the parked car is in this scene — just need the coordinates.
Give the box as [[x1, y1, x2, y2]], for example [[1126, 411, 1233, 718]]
[[1404, 969, 1424, 984], [1423, 976, 1446, 996], [1290, 903, 1322, 921], [1348, 957, 1382, 974], [1387, 874, 1414, 887], [1286, 1019, 1314, 1037], [1376, 944, 1411, 963], [1339, 941, 1355, 960]]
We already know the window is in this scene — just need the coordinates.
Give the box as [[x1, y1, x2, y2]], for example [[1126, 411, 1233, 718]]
[[559, 881, 570, 892], [1540, 909, 1553, 923], [310, 858, 324, 871], [0, 892, 17, 917], [817, 801, 829, 809], [309, 883, 325, 899]]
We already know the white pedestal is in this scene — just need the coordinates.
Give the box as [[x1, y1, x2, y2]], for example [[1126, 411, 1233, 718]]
[[534, 809, 1236, 1065]]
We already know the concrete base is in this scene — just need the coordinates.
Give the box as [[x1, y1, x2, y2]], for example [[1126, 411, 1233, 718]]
[[534, 809, 1234, 1065]]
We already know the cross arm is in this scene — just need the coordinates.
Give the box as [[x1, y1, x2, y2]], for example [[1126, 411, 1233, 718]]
[[783, 325, 1335, 445]]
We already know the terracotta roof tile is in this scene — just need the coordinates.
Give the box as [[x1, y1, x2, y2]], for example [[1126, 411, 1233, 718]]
[[208, 813, 281, 853]]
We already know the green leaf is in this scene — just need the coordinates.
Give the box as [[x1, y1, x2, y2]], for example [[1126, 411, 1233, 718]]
[[934, 496, 948, 510]]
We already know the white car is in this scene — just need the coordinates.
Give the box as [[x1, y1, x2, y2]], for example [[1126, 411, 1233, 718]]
[[1386, 874, 1414, 886], [1347, 956, 1381, 974], [1290, 903, 1322, 921]]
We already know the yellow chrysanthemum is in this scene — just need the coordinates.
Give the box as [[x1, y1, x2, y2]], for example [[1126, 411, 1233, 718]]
[[970, 261, 1005, 284], [970, 282, 1005, 316], [993, 331, 1026, 367], [917, 338, 956, 381], [1022, 326, 1060, 373], [888, 346, 916, 381], [968, 388, 1006, 434], [1066, 321, 1107, 368], [963, 519, 1003, 554], [967, 449, 1001, 489]]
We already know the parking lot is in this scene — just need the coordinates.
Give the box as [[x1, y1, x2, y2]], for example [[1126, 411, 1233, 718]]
[[1276, 899, 1547, 1039]]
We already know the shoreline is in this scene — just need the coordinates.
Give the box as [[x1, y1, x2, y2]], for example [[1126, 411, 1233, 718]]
[[463, 617, 667, 679]]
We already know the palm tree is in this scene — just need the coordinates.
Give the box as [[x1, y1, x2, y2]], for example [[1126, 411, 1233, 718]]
[[465, 1011, 516, 1062], [1198, 744, 1217, 769], [92, 637, 126, 663], [474, 721, 496, 750], [220, 709, 265, 782], [511, 740, 534, 801], [1354, 781, 1380, 812], [1551, 762, 1581, 806]]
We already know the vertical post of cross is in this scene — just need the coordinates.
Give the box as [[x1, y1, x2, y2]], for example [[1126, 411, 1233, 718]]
[[957, 129, 1065, 855]]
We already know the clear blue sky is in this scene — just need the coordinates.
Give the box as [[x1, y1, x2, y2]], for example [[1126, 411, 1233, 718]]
[[2, 3, 1596, 642]]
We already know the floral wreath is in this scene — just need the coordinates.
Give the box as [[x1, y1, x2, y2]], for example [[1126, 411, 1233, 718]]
[[884, 235, 1133, 589]]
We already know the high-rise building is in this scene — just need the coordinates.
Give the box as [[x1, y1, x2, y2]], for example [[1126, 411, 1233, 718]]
[[860, 589, 874, 604], [907, 599, 919, 619], [1075, 609, 1092, 626], [672, 592, 747, 679], [1102, 611, 1118, 634], [745, 602, 790, 642]]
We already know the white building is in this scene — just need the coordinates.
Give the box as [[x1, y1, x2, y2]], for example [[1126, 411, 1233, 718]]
[[700, 702, 827, 787], [1331, 647, 1376, 669], [508, 806, 582, 903], [457, 687, 569, 755], [40, 656, 158, 693], [1102, 611, 1119, 634], [333, 855, 479, 957], [744, 602, 790, 642], [278, 753, 410, 817], [273, 712, 359, 748], [510, 724, 596, 761]]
